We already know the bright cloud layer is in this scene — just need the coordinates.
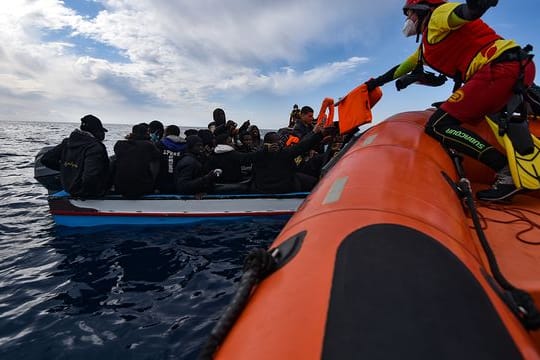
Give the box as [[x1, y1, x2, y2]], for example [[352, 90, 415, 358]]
[[1, 1, 534, 129], [0, 0, 395, 127]]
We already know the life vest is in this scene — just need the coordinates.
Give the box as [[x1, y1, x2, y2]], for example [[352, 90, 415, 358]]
[[422, 19, 501, 81], [286, 135, 300, 146], [337, 84, 382, 135]]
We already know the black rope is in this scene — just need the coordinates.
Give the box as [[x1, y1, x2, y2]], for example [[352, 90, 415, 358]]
[[198, 248, 277, 359], [446, 149, 540, 330]]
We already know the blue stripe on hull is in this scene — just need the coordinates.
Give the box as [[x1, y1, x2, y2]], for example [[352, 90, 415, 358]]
[[52, 214, 292, 227]]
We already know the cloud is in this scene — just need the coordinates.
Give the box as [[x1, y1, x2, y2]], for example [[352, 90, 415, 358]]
[[0, 0, 395, 127], [213, 56, 368, 95]]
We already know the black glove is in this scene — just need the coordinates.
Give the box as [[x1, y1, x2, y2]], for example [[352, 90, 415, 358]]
[[466, 0, 498, 10], [365, 78, 381, 92], [364, 65, 399, 91], [395, 69, 447, 91], [418, 72, 447, 87]]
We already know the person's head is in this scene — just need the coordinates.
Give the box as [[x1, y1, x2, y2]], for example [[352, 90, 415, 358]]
[[198, 129, 215, 148], [240, 133, 253, 148], [149, 120, 164, 142], [263, 131, 280, 145], [402, 0, 446, 38], [207, 121, 216, 133], [186, 135, 204, 154], [80, 114, 107, 141], [184, 129, 198, 137], [215, 132, 233, 146], [248, 125, 260, 139], [212, 108, 226, 126], [131, 123, 150, 140], [300, 106, 314, 125], [164, 124, 180, 137]]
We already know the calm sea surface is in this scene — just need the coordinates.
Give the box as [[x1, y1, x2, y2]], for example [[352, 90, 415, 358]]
[[0, 120, 286, 359]]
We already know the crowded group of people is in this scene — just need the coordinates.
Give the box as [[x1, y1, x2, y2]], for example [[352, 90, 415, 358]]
[[41, 107, 348, 199], [42, 0, 536, 203]]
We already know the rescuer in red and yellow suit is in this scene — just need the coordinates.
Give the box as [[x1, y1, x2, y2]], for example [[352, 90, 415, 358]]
[[365, 0, 536, 201]]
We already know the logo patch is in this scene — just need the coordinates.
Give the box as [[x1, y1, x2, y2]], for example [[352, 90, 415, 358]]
[[448, 90, 464, 103], [481, 44, 498, 60]]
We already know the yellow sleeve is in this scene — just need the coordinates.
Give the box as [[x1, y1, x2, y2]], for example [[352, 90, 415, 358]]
[[394, 50, 420, 78], [426, 2, 465, 44]]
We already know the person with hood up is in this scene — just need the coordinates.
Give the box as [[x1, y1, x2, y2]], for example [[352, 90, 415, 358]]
[[155, 124, 187, 193], [113, 123, 161, 198], [41, 114, 110, 198], [174, 135, 220, 195], [246, 124, 262, 151], [212, 108, 226, 127]]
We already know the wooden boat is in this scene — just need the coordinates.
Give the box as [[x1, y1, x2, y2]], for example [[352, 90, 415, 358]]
[[47, 191, 307, 227], [35, 146, 307, 227], [209, 109, 540, 359]]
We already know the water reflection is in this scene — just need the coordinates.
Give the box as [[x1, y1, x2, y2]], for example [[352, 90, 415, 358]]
[[17, 221, 283, 359], [0, 121, 286, 359]]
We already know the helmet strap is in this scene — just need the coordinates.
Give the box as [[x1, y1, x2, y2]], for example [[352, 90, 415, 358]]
[[414, 10, 429, 43]]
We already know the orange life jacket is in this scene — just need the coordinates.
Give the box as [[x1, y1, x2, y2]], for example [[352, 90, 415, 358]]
[[337, 84, 382, 134], [286, 135, 300, 146]]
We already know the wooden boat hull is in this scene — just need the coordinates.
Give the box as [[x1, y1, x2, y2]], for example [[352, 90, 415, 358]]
[[215, 110, 540, 359], [48, 191, 307, 227]]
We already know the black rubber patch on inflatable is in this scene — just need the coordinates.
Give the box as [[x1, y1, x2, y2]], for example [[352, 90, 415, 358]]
[[322, 224, 521, 360]]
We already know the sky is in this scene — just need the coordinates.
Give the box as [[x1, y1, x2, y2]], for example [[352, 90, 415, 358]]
[[1, 1, 539, 130]]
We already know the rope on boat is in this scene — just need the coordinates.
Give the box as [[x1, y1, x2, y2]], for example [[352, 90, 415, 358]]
[[198, 248, 277, 360], [476, 203, 540, 245], [445, 149, 540, 330]]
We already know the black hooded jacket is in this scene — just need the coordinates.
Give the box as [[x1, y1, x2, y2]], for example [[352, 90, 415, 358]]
[[292, 120, 314, 139], [113, 139, 161, 198], [41, 129, 109, 197], [251, 131, 323, 193], [205, 145, 257, 183], [174, 152, 214, 194]]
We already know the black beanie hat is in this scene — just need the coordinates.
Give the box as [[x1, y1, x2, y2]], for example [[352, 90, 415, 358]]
[[186, 135, 203, 149], [81, 114, 107, 133], [132, 123, 149, 140]]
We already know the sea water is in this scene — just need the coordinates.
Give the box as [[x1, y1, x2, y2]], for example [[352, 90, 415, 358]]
[[0, 120, 285, 359]]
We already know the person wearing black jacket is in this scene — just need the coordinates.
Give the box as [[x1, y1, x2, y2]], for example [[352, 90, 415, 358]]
[[41, 114, 109, 198], [113, 123, 161, 198], [251, 123, 323, 194], [155, 125, 187, 193], [174, 135, 220, 195], [205, 133, 257, 183], [292, 106, 315, 139]]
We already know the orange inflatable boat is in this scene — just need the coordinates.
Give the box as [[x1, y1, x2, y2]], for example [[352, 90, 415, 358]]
[[204, 108, 540, 359]]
